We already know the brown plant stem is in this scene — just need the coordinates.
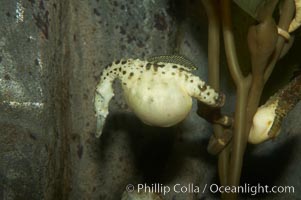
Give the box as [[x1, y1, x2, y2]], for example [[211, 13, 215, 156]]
[[201, 0, 220, 89], [200, 0, 229, 186], [264, 0, 295, 82], [221, 0, 251, 199], [245, 79, 264, 134], [218, 142, 230, 187], [220, 0, 244, 84], [222, 81, 250, 200]]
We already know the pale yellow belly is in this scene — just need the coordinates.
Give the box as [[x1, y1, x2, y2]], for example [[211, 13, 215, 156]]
[[122, 78, 192, 127]]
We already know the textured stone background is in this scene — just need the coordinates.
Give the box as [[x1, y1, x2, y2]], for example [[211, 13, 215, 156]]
[[0, 0, 300, 200]]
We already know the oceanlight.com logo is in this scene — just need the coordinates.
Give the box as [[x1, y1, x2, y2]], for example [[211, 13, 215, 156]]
[[125, 183, 295, 196], [209, 183, 295, 196]]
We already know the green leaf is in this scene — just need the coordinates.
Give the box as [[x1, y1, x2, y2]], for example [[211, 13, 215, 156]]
[[233, 0, 265, 19]]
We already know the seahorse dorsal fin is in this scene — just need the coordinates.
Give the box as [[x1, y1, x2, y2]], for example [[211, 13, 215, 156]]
[[147, 55, 198, 71]]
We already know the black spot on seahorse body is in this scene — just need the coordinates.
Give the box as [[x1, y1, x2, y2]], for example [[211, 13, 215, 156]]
[[121, 60, 127, 64], [129, 72, 134, 79], [146, 63, 152, 70], [115, 60, 120, 64], [184, 75, 189, 81], [198, 84, 207, 92], [153, 63, 159, 72], [179, 67, 185, 72]]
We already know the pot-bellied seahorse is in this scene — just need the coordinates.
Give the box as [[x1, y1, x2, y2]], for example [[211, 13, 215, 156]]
[[249, 73, 301, 144], [94, 55, 225, 137]]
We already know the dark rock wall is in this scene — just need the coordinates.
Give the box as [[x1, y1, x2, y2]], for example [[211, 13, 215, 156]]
[[0, 0, 51, 199]]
